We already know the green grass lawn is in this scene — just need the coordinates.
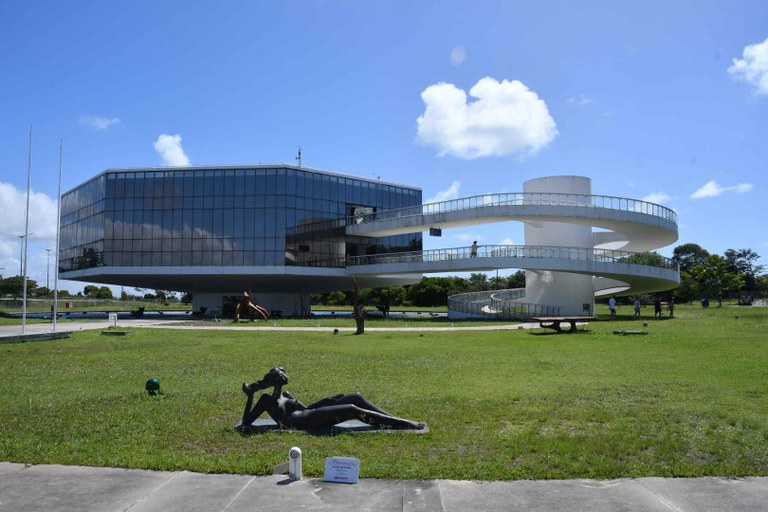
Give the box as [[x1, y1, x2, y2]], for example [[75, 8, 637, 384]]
[[1, 303, 767, 480]]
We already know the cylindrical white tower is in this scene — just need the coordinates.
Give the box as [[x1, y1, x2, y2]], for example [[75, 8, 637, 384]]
[[523, 176, 594, 316]]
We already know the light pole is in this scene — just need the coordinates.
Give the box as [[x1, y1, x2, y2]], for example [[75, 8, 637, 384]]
[[16, 233, 33, 278], [45, 248, 52, 289], [16, 235, 24, 277]]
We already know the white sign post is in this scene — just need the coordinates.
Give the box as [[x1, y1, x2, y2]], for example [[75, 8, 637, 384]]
[[108, 313, 118, 328], [323, 456, 360, 484]]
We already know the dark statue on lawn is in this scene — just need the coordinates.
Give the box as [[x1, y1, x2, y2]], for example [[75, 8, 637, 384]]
[[239, 367, 425, 432]]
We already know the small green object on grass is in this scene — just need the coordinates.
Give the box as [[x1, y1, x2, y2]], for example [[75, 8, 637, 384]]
[[145, 378, 160, 396]]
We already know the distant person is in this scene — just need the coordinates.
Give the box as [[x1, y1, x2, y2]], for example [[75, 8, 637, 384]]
[[668, 296, 675, 318], [634, 298, 641, 319], [701, 297, 709, 308], [654, 296, 662, 318], [609, 295, 617, 320], [471, 241, 478, 257]]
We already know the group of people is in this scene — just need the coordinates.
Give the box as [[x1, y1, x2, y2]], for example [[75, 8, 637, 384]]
[[608, 295, 675, 319]]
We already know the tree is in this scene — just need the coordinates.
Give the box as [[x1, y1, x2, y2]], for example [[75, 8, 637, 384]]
[[673, 244, 710, 274], [619, 251, 671, 268], [33, 286, 52, 298], [507, 270, 526, 289], [756, 274, 768, 294], [675, 270, 698, 303], [361, 286, 406, 317], [0, 276, 38, 298], [689, 254, 744, 306], [724, 248, 764, 290], [467, 273, 490, 292], [405, 277, 466, 307], [325, 291, 347, 306], [96, 286, 114, 299], [83, 285, 99, 297]]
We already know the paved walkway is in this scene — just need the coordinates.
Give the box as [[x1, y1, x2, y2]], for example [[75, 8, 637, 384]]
[[2, 463, 767, 512], [0, 318, 539, 339]]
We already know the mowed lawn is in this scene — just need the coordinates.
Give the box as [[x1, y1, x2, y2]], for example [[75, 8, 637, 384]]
[[1, 304, 767, 480]]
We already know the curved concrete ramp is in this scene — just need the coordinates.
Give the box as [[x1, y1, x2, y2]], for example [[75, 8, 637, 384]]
[[344, 187, 679, 318]]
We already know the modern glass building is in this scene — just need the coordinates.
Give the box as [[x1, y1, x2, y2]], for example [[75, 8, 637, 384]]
[[60, 165, 422, 316]]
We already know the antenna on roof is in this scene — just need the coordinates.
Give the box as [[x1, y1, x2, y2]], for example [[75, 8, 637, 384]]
[[295, 147, 302, 167]]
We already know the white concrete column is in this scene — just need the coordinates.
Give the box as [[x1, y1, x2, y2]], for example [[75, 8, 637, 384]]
[[523, 176, 595, 316]]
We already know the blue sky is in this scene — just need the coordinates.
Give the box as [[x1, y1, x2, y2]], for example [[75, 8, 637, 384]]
[[1, 1, 766, 292]]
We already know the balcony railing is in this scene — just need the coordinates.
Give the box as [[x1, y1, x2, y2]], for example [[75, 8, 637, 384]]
[[447, 288, 560, 320], [348, 192, 677, 226], [346, 245, 679, 271]]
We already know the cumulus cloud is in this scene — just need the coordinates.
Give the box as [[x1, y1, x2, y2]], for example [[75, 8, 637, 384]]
[[499, 237, 515, 246], [641, 192, 672, 204], [450, 46, 466, 66], [425, 180, 461, 204], [0, 182, 59, 279], [727, 37, 768, 95], [690, 180, 753, 199], [153, 134, 190, 166], [0, 182, 59, 239], [79, 115, 120, 131], [416, 77, 558, 159]]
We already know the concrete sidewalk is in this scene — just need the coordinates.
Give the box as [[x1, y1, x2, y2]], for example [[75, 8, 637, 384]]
[[1, 463, 766, 512], [0, 318, 537, 340], [0, 319, 175, 339]]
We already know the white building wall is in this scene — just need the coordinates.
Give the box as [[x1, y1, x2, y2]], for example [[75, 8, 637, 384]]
[[523, 176, 596, 316]]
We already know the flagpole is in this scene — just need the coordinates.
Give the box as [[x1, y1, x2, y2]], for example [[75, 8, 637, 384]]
[[21, 125, 32, 335], [53, 139, 63, 331]]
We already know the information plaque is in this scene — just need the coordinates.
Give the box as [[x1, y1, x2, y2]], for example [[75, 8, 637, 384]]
[[323, 456, 360, 484]]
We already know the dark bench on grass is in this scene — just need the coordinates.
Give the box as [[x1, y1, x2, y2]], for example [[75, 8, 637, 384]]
[[530, 316, 596, 333]]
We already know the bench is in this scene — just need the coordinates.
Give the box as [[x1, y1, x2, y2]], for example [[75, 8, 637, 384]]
[[530, 316, 596, 333]]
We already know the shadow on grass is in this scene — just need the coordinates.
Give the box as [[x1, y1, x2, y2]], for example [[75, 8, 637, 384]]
[[527, 330, 593, 336]]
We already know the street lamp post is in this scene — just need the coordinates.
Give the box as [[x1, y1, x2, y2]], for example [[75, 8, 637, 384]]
[[17, 235, 24, 277], [45, 248, 52, 289], [16, 233, 33, 278]]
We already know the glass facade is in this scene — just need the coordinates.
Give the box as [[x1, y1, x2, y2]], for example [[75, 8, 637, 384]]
[[59, 166, 422, 275]]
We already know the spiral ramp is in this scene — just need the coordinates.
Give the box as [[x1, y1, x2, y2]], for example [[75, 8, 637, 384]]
[[346, 176, 679, 318]]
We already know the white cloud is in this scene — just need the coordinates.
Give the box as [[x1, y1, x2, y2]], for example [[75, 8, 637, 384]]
[[425, 180, 461, 204], [153, 134, 190, 166], [79, 115, 120, 131], [566, 94, 593, 105], [416, 77, 558, 159], [641, 192, 672, 204], [450, 46, 466, 66], [728, 37, 768, 96], [0, 182, 59, 239], [0, 182, 59, 279], [499, 237, 515, 246], [690, 180, 753, 199]]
